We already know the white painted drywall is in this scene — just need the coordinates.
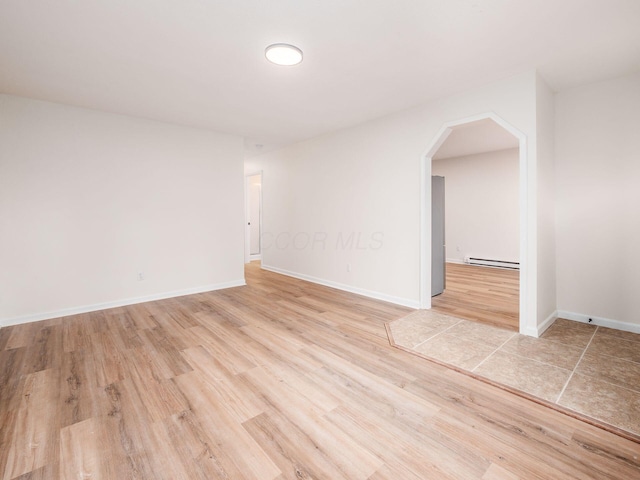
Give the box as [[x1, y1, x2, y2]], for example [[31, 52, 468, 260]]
[[0, 94, 245, 325], [555, 71, 640, 328], [248, 71, 546, 334], [535, 74, 557, 331], [431, 148, 519, 265]]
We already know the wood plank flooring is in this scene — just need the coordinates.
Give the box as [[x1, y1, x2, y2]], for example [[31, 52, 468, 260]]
[[432, 262, 519, 331], [1, 262, 638, 479]]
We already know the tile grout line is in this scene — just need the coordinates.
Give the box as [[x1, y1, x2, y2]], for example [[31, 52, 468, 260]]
[[555, 325, 599, 404], [412, 319, 464, 350], [579, 337, 640, 365], [471, 331, 518, 372], [482, 340, 575, 372], [575, 371, 640, 396]]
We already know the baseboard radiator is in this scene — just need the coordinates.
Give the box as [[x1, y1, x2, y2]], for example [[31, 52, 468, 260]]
[[464, 256, 520, 270]]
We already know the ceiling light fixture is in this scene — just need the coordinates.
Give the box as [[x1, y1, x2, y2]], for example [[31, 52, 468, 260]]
[[265, 43, 303, 66]]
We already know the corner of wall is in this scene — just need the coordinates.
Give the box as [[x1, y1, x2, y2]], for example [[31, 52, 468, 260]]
[[534, 71, 558, 329]]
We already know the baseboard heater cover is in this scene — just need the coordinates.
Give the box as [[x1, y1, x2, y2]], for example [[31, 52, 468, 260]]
[[464, 256, 520, 270]]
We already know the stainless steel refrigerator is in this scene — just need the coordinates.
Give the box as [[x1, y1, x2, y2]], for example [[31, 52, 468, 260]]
[[432, 176, 446, 296]]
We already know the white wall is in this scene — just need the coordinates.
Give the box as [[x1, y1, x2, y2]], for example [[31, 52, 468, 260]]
[[555, 71, 640, 330], [432, 148, 519, 264], [535, 74, 557, 330], [247, 71, 548, 335], [0, 94, 245, 325]]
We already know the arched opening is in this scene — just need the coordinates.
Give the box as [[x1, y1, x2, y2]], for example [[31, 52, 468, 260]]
[[420, 113, 533, 335]]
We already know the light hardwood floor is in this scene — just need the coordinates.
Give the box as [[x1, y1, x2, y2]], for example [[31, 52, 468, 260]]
[[1, 262, 638, 479], [432, 262, 519, 331]]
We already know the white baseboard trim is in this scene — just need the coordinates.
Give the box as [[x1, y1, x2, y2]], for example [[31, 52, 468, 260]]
[[0, 279, 246, 328], [536, 310, 558, 337], [261, 264, 420, 309], [521, 324, 540, 338], [556, 310, 640, 334], [249, 254, 262, 261]]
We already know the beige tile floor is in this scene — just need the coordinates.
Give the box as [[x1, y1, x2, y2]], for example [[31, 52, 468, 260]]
[[387, 311, 640, 439]]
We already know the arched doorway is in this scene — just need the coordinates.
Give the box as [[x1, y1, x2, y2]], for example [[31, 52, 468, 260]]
[[420, 113, 533, 336]]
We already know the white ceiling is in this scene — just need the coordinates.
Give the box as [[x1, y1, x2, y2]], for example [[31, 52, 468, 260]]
[[1, 1, 639, 156], [433, 118, 519, 160]]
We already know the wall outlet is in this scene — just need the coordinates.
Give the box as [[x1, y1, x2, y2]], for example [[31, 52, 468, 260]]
[[137, 272, 144, 281]]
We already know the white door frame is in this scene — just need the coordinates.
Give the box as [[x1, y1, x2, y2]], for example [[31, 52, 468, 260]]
[[244, 171, 263, 263], [419, 112, 533, 336]]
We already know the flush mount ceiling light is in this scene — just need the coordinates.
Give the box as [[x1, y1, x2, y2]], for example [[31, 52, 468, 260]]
[[265, 43, 303, 66]]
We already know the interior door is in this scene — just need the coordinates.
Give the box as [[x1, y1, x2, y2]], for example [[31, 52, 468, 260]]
[[248, 174, 261, 256]]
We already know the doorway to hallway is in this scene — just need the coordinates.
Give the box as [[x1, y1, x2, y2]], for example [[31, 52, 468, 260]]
[[245, 172, 262, 262]]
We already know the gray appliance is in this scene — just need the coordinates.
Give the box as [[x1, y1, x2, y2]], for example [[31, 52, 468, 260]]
[[432, 176, 446, 296]]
